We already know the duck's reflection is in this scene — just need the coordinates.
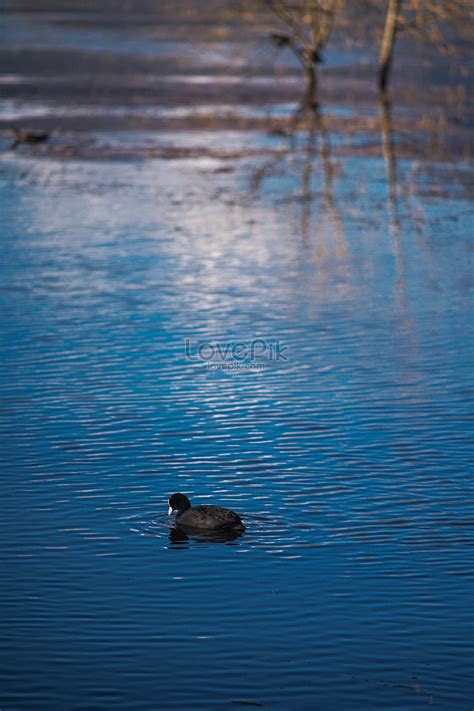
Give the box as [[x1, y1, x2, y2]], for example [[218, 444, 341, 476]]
[[168, 525, 244, 546]]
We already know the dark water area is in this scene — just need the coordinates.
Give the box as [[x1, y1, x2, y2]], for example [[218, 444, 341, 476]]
[[1, 3, 473, 711]]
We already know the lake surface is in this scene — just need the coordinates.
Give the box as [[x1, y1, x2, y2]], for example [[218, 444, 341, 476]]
[[1, 137, 473, 710], [1, 3, 474, 710]]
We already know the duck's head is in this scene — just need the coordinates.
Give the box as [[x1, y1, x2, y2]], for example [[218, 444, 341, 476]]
[[168, 492, 191, 516]]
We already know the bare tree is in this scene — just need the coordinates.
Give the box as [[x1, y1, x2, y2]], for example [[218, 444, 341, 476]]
[[266, 0, 341, 105], [378, 0, 473, 92], [378, 0, 401, 92]]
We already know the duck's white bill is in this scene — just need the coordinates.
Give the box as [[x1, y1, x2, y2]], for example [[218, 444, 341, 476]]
[[168, 506, 173, 516]]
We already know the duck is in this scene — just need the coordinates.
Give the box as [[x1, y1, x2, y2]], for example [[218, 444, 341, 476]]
[[168, 492, 245, 531]]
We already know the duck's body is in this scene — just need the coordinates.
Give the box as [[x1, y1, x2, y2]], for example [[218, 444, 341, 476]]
[[168, 493, 244, 531]]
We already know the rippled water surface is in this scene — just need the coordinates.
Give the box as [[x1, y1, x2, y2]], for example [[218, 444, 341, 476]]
[[0, 5, 473, 705], [1, 144, 473, 710]]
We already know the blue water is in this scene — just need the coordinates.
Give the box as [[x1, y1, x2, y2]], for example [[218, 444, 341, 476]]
[[0, 135, 473, 711]]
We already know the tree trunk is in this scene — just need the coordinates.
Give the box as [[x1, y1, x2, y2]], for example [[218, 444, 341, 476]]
[[303, 64, 318, 108], [378, 0, 402, 92]]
